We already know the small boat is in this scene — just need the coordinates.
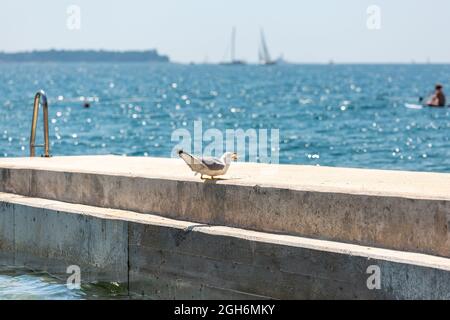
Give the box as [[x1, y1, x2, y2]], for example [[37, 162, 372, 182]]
[[220, 27, 246, 65], [258, 29, 276, 65]]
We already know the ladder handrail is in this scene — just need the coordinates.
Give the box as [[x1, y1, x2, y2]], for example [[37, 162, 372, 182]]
[[30, 90, 51, 157]]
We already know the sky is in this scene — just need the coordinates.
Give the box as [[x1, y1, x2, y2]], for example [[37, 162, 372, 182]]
[[2, 0, 450, 63]]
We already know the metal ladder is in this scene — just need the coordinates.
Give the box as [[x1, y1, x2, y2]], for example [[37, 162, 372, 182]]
[[29, 90, 51, 157]]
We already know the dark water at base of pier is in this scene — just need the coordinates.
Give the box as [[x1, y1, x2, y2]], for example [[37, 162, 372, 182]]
[[0, 265, 131, 300]]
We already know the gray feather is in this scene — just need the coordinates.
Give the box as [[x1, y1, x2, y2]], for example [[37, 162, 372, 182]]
[[179, 151, 207, 172], [201, 157, 226, 171]]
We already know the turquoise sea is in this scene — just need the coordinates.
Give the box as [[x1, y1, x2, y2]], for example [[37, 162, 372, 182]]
[[1, 63, 449, 172]]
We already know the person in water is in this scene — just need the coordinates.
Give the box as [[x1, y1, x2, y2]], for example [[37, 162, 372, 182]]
[[427, 84, 446, 107]]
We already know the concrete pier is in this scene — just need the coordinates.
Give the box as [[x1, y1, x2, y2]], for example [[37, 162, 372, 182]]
[[1, 192, 450, 299], [0, 156, 449, 257], [0, 156, 449, 299]]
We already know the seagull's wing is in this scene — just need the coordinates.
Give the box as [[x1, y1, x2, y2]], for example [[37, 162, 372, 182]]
[[201, 157, 226, 171], [179, 151, 208, 172]]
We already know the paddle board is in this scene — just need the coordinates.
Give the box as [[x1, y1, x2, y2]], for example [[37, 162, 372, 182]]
[[404, 103, 424, 110]]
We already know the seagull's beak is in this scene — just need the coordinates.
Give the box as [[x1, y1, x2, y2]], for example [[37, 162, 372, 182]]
[[231, 153, 238, 161]]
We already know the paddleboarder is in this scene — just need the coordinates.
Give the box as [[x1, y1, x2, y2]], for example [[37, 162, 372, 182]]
[[426, 84, 446, 107]]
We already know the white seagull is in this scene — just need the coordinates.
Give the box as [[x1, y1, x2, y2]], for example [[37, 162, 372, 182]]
[[178, 150, 238, 179]]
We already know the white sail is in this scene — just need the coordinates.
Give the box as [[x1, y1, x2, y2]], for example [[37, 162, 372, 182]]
[[258, 46, 264, 63], [221, 27, 245, 65], [259, 29, 275, 65], [231, 27, 236, 62]]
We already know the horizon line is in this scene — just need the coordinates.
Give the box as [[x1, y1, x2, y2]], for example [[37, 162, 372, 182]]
[[0, 49, 447, 65]]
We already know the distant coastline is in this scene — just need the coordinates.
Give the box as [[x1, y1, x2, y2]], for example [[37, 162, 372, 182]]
[[0, 50, 170, 63]]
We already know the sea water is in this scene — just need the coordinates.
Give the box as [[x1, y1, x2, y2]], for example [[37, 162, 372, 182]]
[[0, 63, 449, 172], [0, 266, 129, 300]]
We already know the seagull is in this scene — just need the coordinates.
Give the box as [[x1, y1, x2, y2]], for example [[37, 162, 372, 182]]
[[178, 150, 238, 179]]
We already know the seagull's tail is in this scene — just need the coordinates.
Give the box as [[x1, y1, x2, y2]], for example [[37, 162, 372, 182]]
[[177, 150, 197, 167]]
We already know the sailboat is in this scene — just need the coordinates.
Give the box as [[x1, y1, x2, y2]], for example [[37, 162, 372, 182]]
[[221, 27, 246, 65], [258, 29, 276, 65]]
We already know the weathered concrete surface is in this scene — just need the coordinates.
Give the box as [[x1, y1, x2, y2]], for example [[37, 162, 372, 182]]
[[0, 193, 128, 283], [0, 156, 449, 258], [1, 192, 450, 299]]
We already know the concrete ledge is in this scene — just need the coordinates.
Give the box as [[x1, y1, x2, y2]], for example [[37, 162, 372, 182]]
[[0, 156, 449, 258], [1, 192, 450, 299]]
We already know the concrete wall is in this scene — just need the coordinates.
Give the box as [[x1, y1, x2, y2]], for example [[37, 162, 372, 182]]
[[0, 194, 128, 283], [1, 156, 449, 258], [2, 193, 450, 300]]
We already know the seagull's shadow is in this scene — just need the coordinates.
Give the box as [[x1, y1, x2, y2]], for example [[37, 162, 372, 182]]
[[184, 224, 210, 232], [201, 177, 242, 184]]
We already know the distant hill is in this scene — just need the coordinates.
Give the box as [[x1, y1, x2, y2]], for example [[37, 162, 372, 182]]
[[0, 50, 170, 63]]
